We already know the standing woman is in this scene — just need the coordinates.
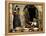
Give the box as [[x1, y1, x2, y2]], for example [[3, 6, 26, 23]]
[[13, 5, 21, 32]]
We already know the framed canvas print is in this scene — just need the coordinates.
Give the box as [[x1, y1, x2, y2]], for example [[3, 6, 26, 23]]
[[5, 1, 45, 36]]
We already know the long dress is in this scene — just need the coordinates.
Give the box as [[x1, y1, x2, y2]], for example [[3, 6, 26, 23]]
[[13, 12, 21, 29]]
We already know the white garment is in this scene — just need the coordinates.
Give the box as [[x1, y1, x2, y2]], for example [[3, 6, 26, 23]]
[[31, 22, 37, 26]]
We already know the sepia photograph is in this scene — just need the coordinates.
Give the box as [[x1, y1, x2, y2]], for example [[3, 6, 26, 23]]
[[5, 1, 45, 35]]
